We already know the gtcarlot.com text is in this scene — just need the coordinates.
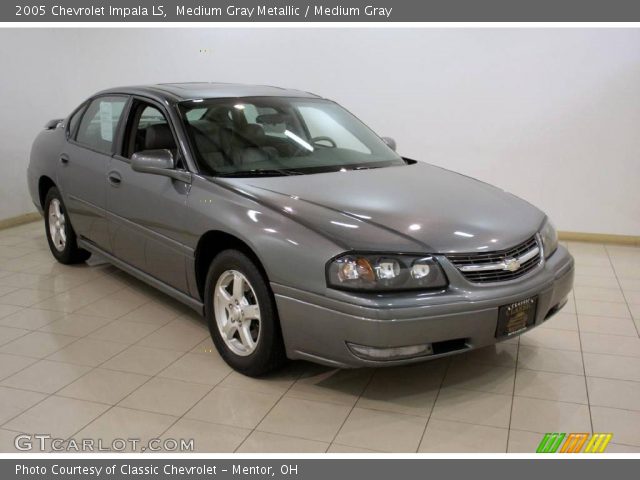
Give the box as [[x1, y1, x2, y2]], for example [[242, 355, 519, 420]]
[[14, 434, 194, 452]]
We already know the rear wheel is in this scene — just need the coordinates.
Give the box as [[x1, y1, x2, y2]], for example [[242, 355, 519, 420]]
[[204, 249, 286, 376], [44, 187, 90, 264]]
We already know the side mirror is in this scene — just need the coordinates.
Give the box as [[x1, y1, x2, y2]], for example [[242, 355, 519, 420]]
[[130, 149, 191, 183], [382, 137, 397, 151]]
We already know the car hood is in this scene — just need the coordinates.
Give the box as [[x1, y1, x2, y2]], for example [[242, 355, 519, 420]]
[[217, 162, 545, 254]]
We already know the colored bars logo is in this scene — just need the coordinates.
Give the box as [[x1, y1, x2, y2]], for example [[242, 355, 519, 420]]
[[536, 433, 613, 453]]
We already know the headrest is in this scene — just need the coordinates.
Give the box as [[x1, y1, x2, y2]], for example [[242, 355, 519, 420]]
[[204, 107, 233, 125], [145, 123, 176, 151], [255, 113, 288, 125], [241, 124, 266, 146]]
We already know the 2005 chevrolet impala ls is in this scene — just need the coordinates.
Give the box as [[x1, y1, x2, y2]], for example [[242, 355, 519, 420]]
[[27, 83, 574, 376]]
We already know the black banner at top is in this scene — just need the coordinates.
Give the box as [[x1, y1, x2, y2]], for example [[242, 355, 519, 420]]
[[5, 0, 640, 22]]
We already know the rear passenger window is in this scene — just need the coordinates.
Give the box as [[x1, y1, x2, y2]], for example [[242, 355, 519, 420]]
[[75, 96, 127, 154], [67, 103, 86, 138]]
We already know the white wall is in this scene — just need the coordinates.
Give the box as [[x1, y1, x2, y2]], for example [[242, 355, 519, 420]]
[[1, 28, 638, 235]]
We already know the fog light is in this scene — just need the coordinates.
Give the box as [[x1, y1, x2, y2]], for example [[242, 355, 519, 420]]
[[347, 342, 433, 361]]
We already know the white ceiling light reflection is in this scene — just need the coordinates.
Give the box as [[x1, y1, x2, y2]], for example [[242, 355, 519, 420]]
[[331, 221, 359, 229], [247, 210, 261, 222], [347, 212, 372, 220], [283, 206, 293, 213], [263, 228, 277, 233], [284, 130, 314, 152], [286, 239, 299, 246], [477, 246, 488, 250], [409, 224, 421, 231], [234, 104, 245, 110], [454, 231, 474, 238]]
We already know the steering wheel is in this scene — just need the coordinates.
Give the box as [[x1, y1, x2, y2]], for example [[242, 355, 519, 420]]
[[311, 136, 337, 148]]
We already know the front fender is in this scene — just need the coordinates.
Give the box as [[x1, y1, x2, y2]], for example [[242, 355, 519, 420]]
[[185, 175, 345, 297]]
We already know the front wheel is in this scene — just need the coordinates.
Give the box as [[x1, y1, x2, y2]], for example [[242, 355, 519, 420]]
[[44, 187, 90, 264], [204, 249, 286, 376]]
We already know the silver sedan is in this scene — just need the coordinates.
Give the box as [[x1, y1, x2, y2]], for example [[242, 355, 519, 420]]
[[27, 83, 574, 376]]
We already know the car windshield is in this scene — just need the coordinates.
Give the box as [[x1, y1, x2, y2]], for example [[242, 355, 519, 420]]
[[179, 97, 405, 176]]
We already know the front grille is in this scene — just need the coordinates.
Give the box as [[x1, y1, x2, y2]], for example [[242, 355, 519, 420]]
[[446, 236, 541, 283]]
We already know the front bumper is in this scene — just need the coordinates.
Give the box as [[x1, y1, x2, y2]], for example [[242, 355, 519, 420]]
[[273, 245, 574, 368]]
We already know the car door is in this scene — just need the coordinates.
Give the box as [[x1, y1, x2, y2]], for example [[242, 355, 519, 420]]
[[106, 98, 191, 293], [61, 95, 128, 251]]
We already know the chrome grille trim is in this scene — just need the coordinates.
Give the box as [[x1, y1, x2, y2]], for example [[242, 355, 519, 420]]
[[446, 236, 542, 283]]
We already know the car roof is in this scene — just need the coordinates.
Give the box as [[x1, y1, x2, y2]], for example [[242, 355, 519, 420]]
[[95, 82, 323, 103]]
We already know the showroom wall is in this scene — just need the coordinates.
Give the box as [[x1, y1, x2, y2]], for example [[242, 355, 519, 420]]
[[0, 28, 638, 235]]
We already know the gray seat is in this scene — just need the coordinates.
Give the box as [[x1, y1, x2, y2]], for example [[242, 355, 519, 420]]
[[235, 124, 278, 166], [145, 123, 177, 154]]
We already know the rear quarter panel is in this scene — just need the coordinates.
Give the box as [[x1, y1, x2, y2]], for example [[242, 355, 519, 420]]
[[27, 126, 66, 212]]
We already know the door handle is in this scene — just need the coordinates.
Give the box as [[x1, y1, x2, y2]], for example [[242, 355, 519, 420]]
[[59, 154, 70, 165], [107, 171, 122, 186]]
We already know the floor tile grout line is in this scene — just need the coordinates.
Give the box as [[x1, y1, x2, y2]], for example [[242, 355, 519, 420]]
[[415, 357, 452, 453], [0, 286, 27, 302], [574, 290, 595, 433], [37, 276, 183, 362], [20, 261, 151, 316], [572, 243, 605, 436], [411, 413, 512, 432], [573, 310, 633, 320], [518, 368, 640, 385], [323, 368, 377, 453], [505, 337, 521, 452], [0, 315, 157, 434], [59, 325, 207, 449], [152, 369, 237, 453], [232, 367, 308, 453], [0, 327, 36, 349], [0, 287, 62, 308], [519, 344, 640, 360], [605, 245, 640, 339], [0, 274, 203, 448], [10, 370, 633, 417]]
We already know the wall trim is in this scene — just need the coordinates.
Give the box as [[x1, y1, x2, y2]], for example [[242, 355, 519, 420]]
[[559, 230, 640, 247], [0, 212, 41, 231]]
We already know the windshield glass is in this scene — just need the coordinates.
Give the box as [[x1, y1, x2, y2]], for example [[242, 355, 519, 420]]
[[179, 97, 405, 176]]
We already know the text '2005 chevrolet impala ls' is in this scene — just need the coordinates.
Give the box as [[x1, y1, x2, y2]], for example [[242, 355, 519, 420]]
[[27, 83, 574, 376]]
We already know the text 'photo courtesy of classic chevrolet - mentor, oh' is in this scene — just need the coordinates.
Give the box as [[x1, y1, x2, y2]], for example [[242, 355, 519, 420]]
[[27, 83, 574, 376]]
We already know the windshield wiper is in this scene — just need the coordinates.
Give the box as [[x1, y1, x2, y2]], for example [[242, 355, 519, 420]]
[[216, 168, 303, 178]]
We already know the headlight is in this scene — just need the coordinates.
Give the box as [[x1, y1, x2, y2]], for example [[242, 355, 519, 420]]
[[539, 218, 558, 258], [327, 254, 448, 291]]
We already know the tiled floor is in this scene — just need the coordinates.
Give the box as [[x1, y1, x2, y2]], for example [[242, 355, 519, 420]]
[[0, 221, 639, 453]]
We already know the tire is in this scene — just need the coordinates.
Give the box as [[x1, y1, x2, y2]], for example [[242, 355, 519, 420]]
[[44, 187, 90, 264], [204, 249, 286, 376]]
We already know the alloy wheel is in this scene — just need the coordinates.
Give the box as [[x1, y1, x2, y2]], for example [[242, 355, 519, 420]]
[[213, 269, 261, 356], [48, 198, 67, 252]]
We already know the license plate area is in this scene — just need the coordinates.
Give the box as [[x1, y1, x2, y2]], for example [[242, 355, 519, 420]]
[[496, 296, 538, 338]]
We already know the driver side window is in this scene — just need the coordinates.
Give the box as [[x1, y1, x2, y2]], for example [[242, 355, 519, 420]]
[[125, 102, 183, 168]]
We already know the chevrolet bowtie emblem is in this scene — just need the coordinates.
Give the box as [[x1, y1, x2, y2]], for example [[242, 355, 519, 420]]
[[503, 258, 521, 272]]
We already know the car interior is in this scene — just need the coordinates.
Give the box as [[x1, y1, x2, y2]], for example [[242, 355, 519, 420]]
[[186, 105, 301, 173], [125, 103, 183, 168]]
